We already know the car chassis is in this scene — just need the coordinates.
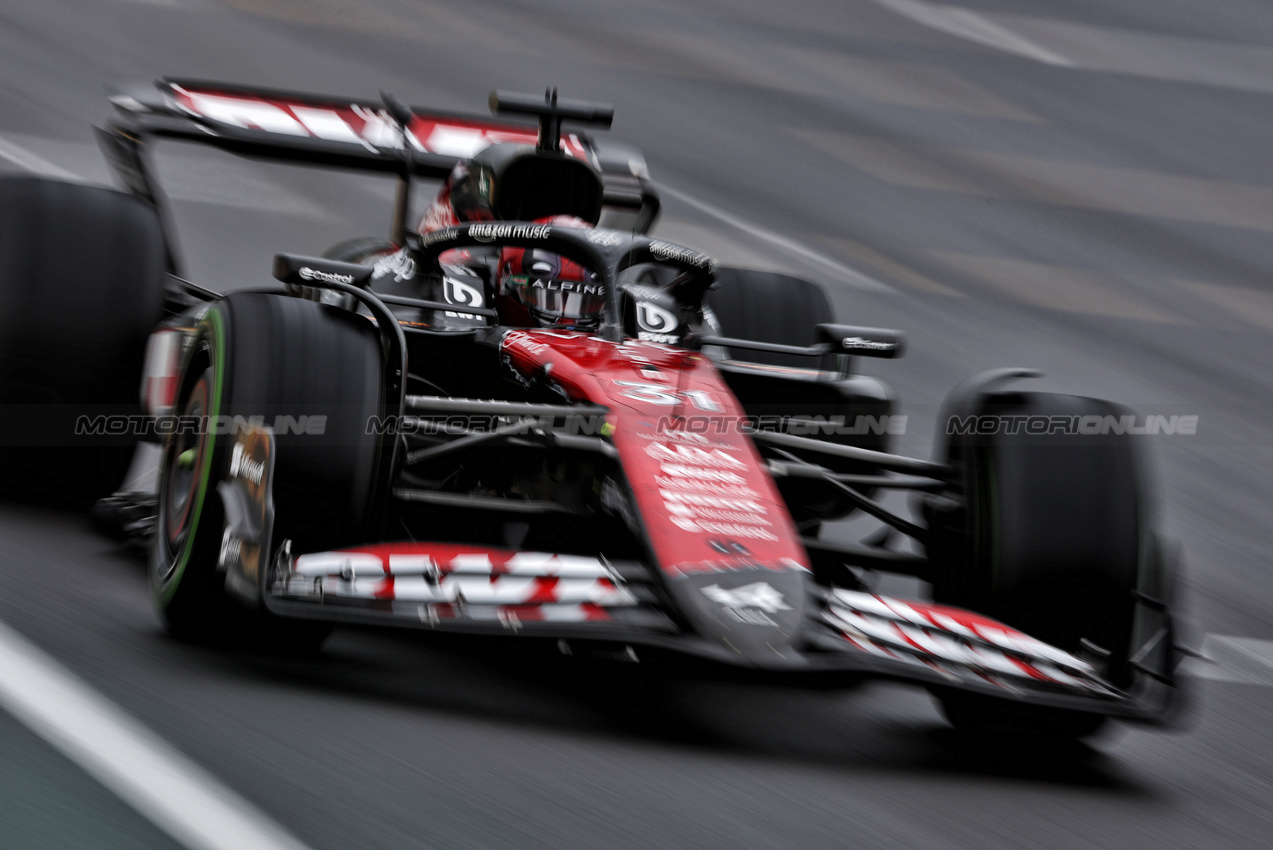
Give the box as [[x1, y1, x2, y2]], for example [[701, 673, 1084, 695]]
[[72, 79, 1189, 737]]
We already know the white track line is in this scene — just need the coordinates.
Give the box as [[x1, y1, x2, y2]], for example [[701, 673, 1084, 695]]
[[0, 619, 314, 850], [0, 135, 80, 180], [1182, 634, 1273, 685], [868, 0, 1073, 67], [659, 184, 896, 292]]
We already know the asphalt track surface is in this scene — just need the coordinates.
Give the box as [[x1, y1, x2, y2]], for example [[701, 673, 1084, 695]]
[[2, 1, 1273, 847]]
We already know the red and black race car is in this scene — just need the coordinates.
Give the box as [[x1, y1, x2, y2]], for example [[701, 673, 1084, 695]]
[[0, 80, 1188, 739]]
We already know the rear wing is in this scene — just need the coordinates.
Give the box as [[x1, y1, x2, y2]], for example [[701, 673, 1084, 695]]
[[104, 79, 602, 177], [96, 79, 660, 274]]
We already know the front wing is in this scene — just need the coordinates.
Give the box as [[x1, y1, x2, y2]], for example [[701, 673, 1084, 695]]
[[217, 413, 1179, 725], [261, 540, 1181, 724]]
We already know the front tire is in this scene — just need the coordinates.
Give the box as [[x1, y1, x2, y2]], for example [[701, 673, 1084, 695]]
[[152, 293, 384, 646], [926, 391, 1149, 739]]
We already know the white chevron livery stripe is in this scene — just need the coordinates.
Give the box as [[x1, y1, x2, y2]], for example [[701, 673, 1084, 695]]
[[823, 590, 1113, 695]]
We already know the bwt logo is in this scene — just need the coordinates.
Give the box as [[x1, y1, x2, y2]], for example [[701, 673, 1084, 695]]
[[636, 301, 679, 343], [636, 301, 677, 332], [442, 276, 484, 308]]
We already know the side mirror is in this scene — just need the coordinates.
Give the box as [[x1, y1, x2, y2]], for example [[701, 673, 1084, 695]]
[[816, 324, 906, 359], [272, 253, 374, 289]]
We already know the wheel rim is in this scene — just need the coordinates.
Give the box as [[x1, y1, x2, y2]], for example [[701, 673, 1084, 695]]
[[157, 375, 210, 583]]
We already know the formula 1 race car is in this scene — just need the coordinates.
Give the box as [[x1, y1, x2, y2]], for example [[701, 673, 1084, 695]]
[[0, 80, 1188, 739]]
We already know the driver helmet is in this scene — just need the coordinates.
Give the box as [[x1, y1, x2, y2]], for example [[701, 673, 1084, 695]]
[[496, 216, 605, 329]]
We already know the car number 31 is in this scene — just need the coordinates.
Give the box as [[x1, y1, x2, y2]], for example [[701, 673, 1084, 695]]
[[613, 381, 722, 410]]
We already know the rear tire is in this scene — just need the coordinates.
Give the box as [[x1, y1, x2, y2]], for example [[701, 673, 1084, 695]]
[[927, 391, 1147, 739], [151, 292, 384, 648], [0, 176, 165, 502], [322, 237, 396, 264], [707, 268, 891, 527]]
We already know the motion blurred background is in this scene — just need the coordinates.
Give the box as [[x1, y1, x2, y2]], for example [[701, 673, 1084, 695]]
[[1, 1, 1272, 847]]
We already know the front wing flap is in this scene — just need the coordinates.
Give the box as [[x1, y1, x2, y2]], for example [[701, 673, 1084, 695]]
[[264, 542, 678, 636]]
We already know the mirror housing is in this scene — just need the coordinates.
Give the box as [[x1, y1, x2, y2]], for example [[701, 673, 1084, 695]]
[[272, 253, 374, 289], [816, 324, 906, 359]]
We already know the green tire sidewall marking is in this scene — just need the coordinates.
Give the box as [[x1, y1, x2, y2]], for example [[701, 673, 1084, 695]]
[[158, 306, 226, 606]]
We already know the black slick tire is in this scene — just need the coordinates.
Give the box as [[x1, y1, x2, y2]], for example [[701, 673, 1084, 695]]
[[0, 176, 164, 502], [151, 292, 384, 648], [928, 392, 1147, 740], [322, 237, 396, 264]]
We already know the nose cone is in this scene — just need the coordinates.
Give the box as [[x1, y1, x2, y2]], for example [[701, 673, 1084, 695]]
[[668, 566, 809, 662]]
